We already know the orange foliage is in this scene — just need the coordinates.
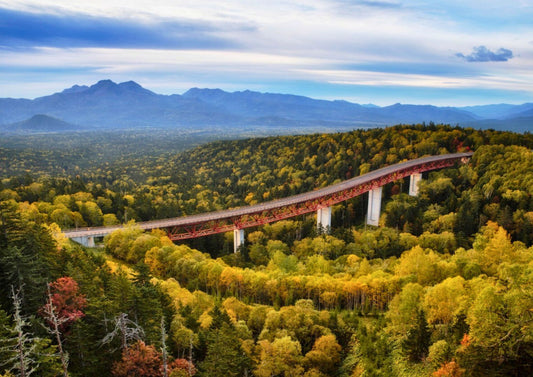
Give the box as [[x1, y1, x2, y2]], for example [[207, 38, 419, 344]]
[[112, 341, 162, 377], [433, 361, 464, 377]]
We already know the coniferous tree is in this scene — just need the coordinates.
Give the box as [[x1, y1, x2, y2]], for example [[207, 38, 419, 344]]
[[0, 201, 56, 314], [401, 309, 430, 362], [0, 287, 60, 377], [198, 306, 250, 377]]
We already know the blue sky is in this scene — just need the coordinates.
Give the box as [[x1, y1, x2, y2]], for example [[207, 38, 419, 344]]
[[1, 0, 532, 106]]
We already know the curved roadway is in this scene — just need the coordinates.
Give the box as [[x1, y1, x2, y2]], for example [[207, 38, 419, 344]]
[[64, 152, 473, 239]]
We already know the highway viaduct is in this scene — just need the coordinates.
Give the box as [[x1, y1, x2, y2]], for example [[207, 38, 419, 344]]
[[64, 152, 473, 252]]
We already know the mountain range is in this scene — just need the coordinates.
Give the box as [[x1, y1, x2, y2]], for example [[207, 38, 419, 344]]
[[0, 80, 531, 133]]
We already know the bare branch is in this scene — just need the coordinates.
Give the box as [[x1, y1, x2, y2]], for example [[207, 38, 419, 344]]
[[100, 313, 144, 351]]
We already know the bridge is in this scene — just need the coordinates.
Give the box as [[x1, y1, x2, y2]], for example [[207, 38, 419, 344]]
[[64, 152, 473, 251]]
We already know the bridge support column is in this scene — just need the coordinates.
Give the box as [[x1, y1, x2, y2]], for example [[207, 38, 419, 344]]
[[72, 236, 95, 248], [366, 187, 382, 226], [409, 173, 422, 196], [234, 229, 245, 253], [317, 207, 332, 233]]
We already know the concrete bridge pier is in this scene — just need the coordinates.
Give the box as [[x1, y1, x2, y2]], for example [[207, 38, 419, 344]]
[[366, 187, 382, 226], [317, 206, 332, 233], [409, 173, 422, 196], [72, 236, 95, 247], [234, 228, 245, 253]]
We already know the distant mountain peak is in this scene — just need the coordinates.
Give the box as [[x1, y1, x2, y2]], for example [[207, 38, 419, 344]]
[[83, 79, 155, 96], [85, 79, 118, 93], [94, 79, 116, 86], [29, 114, 58, 121], [61, 84, 89, 94], [118, 80, 147, 91], [183, 87, 227, 96]]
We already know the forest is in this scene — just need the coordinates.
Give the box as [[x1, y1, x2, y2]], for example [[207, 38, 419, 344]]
[[0, 124, 532, 376]]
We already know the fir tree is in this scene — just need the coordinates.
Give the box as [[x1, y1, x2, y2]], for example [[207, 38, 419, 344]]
[[402, 309, 430, 362]]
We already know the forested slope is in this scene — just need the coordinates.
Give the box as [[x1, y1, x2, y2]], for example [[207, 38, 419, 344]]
[[0, 125, 532, 376]]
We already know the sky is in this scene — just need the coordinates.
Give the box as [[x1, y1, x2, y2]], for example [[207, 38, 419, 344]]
[[1, 0, 533, 106]]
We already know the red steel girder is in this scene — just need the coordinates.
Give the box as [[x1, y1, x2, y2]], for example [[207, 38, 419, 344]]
[[165, 157, 465, 240]]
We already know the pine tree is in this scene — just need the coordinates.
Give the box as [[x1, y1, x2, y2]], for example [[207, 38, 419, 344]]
[[0, 201, 55, 314], [198, 306, 250, 377], [131, 263, 164, 345], [402, 309, 430, 362], [199, 324, 250, 377], [0, 287, 60, 377]]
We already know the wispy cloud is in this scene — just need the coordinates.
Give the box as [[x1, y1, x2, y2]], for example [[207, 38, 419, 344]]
[[334, 0, 402, 9], [0, 7, 241, 49], [456, 46, 514, 62]]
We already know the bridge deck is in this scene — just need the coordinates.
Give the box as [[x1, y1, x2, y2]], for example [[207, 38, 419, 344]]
[[63, 152, 473, 239]]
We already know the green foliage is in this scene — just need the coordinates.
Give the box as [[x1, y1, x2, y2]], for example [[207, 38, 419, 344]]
[[428, 340, 453, 368], [198, 307, 250, 377], [0, 200, 57, 314], [401, 309, 430, 362]]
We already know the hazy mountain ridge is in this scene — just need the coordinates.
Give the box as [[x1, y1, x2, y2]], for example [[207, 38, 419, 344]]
[[460, 103, 533, 119], [3, 114, 81, 133], [0, 80, 531, 132]]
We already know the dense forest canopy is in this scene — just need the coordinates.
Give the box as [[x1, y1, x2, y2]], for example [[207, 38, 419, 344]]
[[0, 124, 532, 376]]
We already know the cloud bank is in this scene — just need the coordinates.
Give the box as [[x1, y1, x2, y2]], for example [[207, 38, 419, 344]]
[[456, 46, 514, 62], [0, 7, 238, 49]]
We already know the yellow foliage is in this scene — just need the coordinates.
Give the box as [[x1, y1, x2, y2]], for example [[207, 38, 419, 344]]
[[198, 311, 213, 329], [305, 334, 342, 374], [395, 246, 448, 285], [222, 296, 251, 323], [46, 222, 69, 250], [423, 276, 467, 325], [159, 278, 195, 309], [472, 222, 523, 276], [255, 336, 304, 377], [105, 260, 134, 277], [123, 194, 135, 205], [144, 246, 166, 276]]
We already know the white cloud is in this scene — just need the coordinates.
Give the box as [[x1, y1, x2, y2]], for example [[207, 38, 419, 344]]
[[316, 69, 533, 92], [1, 47, 329, 71]]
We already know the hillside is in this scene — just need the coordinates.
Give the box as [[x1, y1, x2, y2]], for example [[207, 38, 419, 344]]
[[0, 125, 532, 377], [1, 114, 81, 132]]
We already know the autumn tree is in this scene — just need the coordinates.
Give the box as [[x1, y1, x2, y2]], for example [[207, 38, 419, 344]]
[[304, 334, 342, 375], [111, 340, 161, 377], [42, 277, 87, 333], [255, 336, 305, 377], [432, 361, 464, 377], [40, 284, 73, 377]]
